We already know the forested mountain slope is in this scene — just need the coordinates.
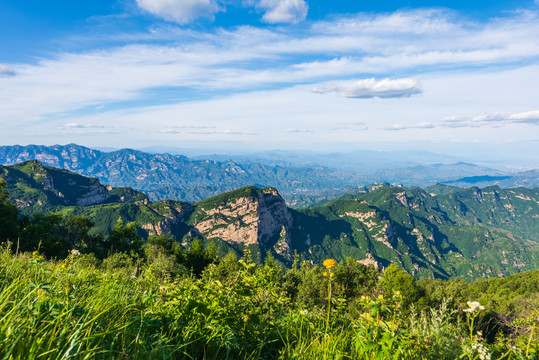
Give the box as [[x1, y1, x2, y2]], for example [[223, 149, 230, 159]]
[[2, 161, 537, 280], [0, 144, 366, 203], [3, 144, 535, 206]]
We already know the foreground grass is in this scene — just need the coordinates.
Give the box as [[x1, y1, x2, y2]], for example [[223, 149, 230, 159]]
[[0, 248, 537, 359]]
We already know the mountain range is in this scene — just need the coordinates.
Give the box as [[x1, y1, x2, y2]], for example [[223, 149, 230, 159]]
[[2, 160, 537, 281], [1, 144, 537, 206]]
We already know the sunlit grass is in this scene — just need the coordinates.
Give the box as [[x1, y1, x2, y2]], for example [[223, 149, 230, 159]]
[[0, 248, 536, 359]]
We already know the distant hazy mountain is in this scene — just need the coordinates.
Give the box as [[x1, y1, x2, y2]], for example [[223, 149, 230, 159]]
[[0, 144, 366, 203], [0, 144, 535, 205], [442, 170, 539, 188], [191, 149, 464, 171], [2, 161, 537, 281]]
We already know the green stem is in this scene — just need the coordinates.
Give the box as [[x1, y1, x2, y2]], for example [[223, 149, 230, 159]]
[[526, 322, 535, 357], [326, 273, 332, 334]]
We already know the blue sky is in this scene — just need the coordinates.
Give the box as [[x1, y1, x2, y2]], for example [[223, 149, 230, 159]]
[[1, 0, 538, 165]]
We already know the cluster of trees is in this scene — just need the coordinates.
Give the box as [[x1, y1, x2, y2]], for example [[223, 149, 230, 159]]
[[0, 179, 218, 274], [1, 178, 538, 357], [1, 179, 138, 258], [1, 240, 537, 358]]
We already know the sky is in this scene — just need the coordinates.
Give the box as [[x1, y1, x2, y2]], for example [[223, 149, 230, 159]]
[[0, 0, 538, 165]]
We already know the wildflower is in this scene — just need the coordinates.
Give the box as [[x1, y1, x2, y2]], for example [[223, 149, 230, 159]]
[[323, 259, 336, 269], [464, 301, 485, 313], [70, 249, 80, 256], [471, 343, 491, 360], [61, 263, 67, 269], [360, 295, 371, 302], [323, 271, 328, 277]]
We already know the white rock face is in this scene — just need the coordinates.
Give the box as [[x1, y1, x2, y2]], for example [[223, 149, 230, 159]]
[[193, 188, 292, 253], [358, 253, 380, 270], [76, 182, 110, 206]]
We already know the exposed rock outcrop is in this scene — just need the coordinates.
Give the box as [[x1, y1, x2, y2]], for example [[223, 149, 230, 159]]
[[192, 187, 292, 255]]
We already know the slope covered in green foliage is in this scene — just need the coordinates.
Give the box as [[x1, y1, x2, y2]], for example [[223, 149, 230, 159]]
[[1, 161, 538, 281], [292, 185, 538, 280], [3, 143, 535, 206], [0, 246, 536, 359]]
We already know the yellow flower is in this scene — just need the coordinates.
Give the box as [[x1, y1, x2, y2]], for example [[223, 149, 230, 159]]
[[323, 271, 328, 277], [323, 259, 336, 269]]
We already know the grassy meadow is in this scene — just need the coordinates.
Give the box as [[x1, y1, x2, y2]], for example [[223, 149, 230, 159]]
[[0, 243, 537, 360]]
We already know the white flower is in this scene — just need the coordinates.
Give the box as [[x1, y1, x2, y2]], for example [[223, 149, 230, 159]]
[[464, 301, 485, 313], [471, 343, 491, 360]]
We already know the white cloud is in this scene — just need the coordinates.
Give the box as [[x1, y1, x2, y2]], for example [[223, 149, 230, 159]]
[[286, 128, 313, 133], [384, 122, 434, 131], [0, 65, 15, 77], [13, 66, 538, 159], [257, 0, 308, 24], [59, 123, 104, 129], [189, 129, 257, 135], [160, 128, 180, 134], [135, 0, 308, 25], [136, 0, 220, 24], [1, 8, 539, 135], [330, 122, 369, 131], [161, 125, 216, 133], [445, 110, 539, 126], [386, 110, 539, 131], [312, 78, 422, 99]]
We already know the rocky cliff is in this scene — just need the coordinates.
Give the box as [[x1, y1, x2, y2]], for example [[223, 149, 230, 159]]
[[2, 162, 537, 280], [188, 186, 293, 259]]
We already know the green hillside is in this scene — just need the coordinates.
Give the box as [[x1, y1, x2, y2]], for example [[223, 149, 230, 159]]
[[293, 185, 538, 280], [1, 161, 537, 281]]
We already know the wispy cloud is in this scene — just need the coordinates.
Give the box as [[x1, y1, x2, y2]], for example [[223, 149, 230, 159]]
[[189, 129, 257, 135], [312, 78, 422, 99], [385, 110, 539, 131], [256, 0, 308, 24], [0, 65, 15, 78], [160, 128, 181, 134], [286, 128, 313, 133], [384, 122, 435, 131], [135, 0, 308, 25], [1, 8, 539, 128], [59, 123, 105, 129], [136, 0, 221, 24], [161, 125, 217, 133], [443, 110, 539, 126], [331, 122, 369, 131], [57, 122, 119, 135]]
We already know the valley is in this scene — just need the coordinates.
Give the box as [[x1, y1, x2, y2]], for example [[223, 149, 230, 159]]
[[2, 159, 537, 281]]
